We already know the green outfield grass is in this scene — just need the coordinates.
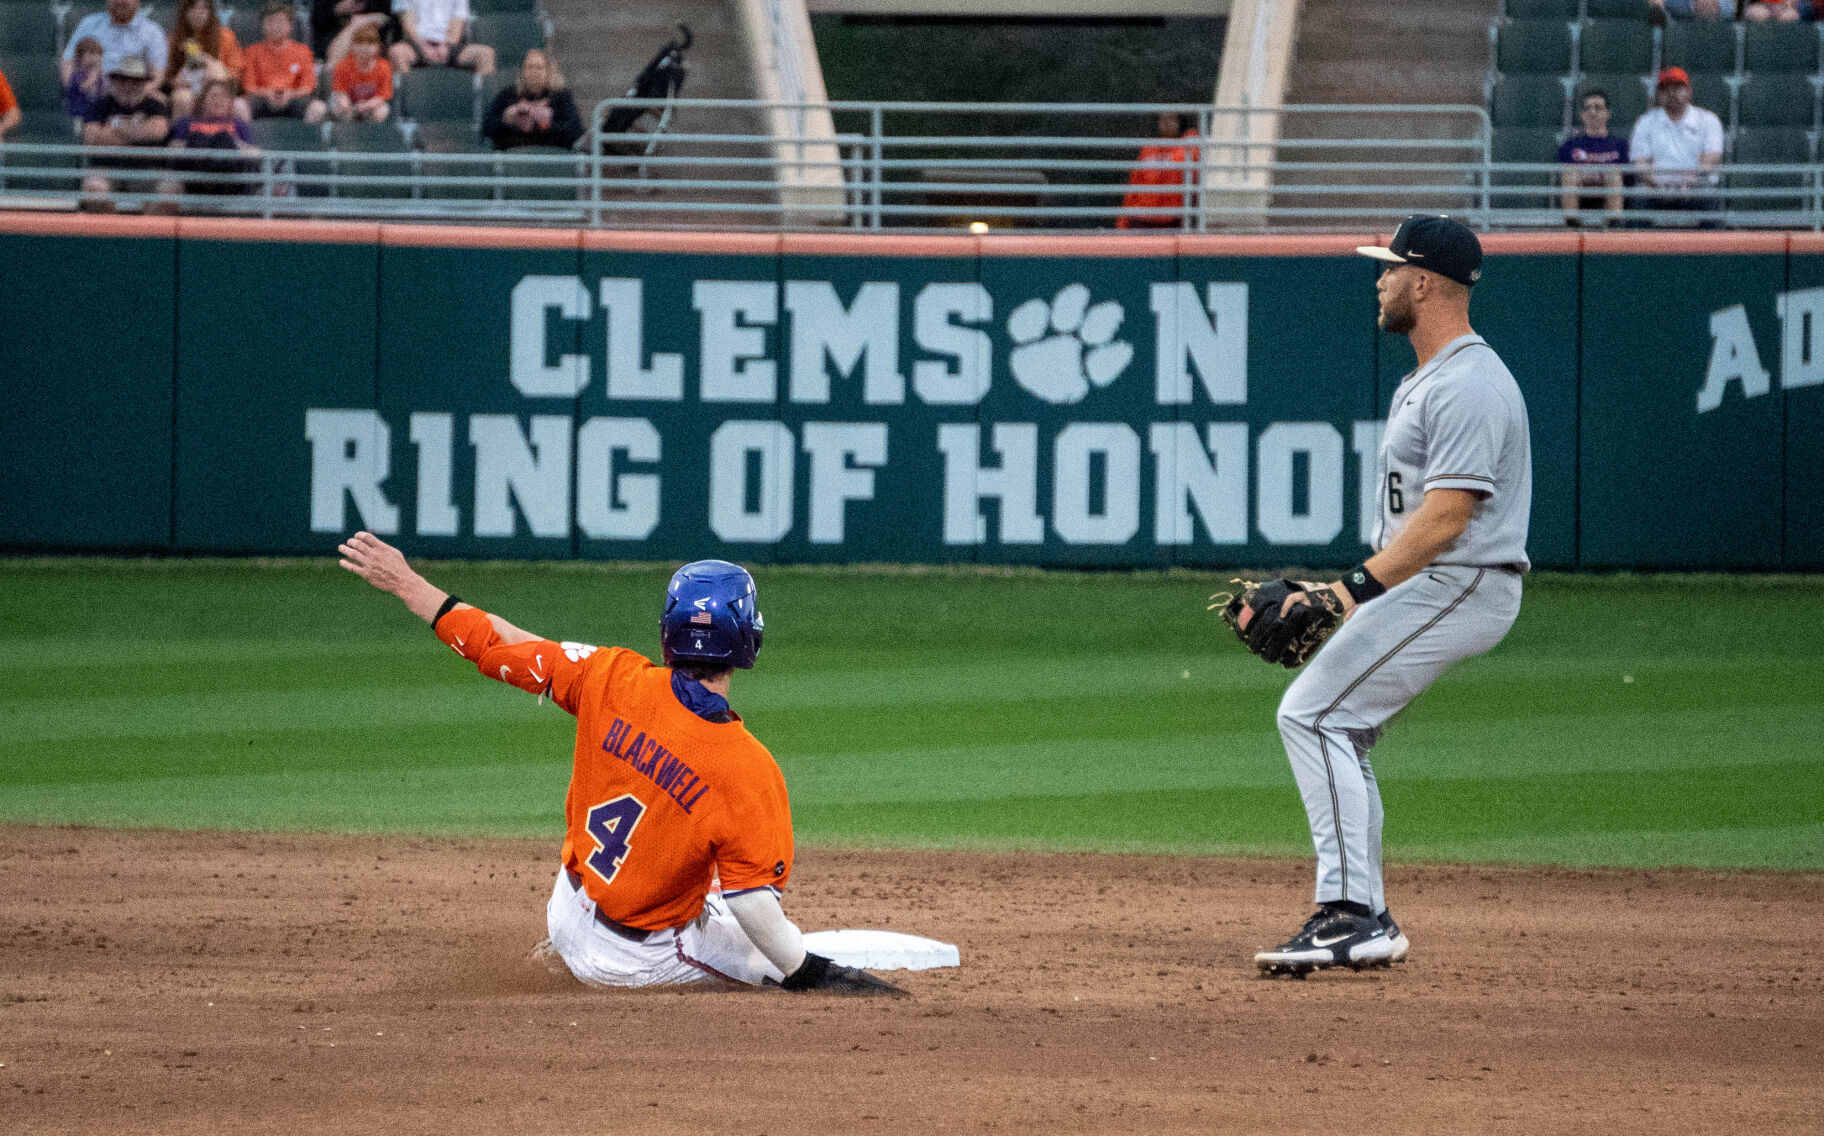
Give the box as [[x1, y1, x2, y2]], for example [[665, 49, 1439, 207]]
[[1, 559, 1819, 870]]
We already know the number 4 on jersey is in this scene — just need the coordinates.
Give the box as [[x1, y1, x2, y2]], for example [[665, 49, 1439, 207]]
[[584, 794, 647, 885]]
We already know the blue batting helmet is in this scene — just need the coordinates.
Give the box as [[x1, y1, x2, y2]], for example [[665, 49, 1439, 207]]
[[660, 560, 764, 670]]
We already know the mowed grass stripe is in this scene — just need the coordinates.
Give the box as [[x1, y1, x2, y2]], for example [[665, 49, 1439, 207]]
[[0, 561, 1819, 869]]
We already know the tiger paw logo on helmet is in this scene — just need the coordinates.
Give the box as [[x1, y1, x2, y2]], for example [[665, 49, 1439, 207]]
[[1006, 284, 1133, 405]]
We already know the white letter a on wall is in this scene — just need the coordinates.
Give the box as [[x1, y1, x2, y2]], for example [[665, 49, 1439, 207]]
[[1696, 305, 1771, 413]]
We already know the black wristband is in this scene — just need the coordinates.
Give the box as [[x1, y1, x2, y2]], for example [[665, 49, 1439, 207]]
[[431, 593, 464, 629], [1338, 564, 1386, 605], [780, 952, 832, 991]]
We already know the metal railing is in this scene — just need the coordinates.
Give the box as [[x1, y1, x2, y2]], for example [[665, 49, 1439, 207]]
[[0, 99, 1818, 230]]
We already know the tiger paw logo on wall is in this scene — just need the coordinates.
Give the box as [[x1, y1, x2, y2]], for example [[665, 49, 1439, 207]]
[[1006, 284, 1133, 405]]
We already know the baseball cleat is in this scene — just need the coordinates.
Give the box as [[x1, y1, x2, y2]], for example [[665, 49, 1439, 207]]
[[1254, 908, 1396, 976], [1377, 910, 1410, 963]]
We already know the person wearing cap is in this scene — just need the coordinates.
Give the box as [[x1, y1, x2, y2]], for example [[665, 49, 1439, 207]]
[[0, 64, 19, 141], [80, 54, 173, 209], [1251, 215, 1532, 978], [62, 0, 169, 89], [1626, 67, 1724, 226]]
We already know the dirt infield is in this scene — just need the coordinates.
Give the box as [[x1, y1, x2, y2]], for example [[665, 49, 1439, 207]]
[[3, 826, 1819, 1135]]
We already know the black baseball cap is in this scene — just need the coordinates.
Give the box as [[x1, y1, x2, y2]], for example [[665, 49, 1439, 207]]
[[1356, 215, 1483, 287]]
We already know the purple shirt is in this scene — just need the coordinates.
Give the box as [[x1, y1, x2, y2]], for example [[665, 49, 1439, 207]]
[[1558, 133, 1628, 188]]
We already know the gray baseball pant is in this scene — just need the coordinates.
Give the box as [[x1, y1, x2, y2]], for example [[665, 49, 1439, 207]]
[[1276, 564, 1522, 912]]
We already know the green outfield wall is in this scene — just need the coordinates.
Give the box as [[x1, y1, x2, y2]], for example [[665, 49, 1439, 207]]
[[2, 218, 1818, 570]]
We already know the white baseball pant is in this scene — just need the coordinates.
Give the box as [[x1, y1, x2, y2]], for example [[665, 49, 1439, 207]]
[[545, 869, 785, 988], [1276, 564, 1522, 913]]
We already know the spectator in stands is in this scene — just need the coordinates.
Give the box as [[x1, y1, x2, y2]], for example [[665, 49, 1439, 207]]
[[80, 54, 172, 209], [484, 49, 582, 151], [167, 77, 257, 196], [242, 3, 327, 123], [1744, 1, 1812, 21], [390, 0, 495, 78], [1115, 111, 1199, 230], [313, 0, 394, 70], [1627, 67, 1724, 226], [1559, 90, 1627, 226], [65, 38, 110, 127], [0, 65, 17, 140], [62, 0, 169, 89], [164, 0, 244, 121], [1648, 1, 1734, 19], [331, 24, 393, 123]]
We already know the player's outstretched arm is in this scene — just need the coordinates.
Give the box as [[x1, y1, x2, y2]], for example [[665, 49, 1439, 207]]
[[726, 889, 905, 996], [337, 531, 540, 644]]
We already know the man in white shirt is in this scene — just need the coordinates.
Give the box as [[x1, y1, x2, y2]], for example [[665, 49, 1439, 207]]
[[60, 0, 168, 87], [389, 0, 495, 76], [1627, 66, 1725, 226]]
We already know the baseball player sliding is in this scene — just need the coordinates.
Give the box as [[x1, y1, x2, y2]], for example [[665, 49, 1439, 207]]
[[1222, 216, 1532, 976], [338, 534, 902, 995]]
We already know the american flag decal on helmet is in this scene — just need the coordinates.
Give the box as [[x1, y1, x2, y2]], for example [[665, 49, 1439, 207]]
[[690, 611, 713, 625]]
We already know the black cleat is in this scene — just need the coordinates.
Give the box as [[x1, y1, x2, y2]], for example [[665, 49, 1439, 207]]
[[1378, 909, 1410, 963], [1255, 908, 1395, 976]]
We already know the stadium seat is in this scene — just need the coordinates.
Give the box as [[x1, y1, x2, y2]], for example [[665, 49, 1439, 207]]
[[1491, 74, 1569, 128], [469, 11, 547, 65], [1742, 21, 1822, 75], [329, 119, 412, 199], [1689, 72, 1733, 127], [498, 144, 579, 202], [1736, 74, 1819, 129], [1490, 126, 1563, 212], [396, 67, 477, 124], [1661, 19, 1739, 78], [1503, 0, 1576, 18], [251, 116, 330, 197], [413, 119, 494, 200], [0, 120, 82, 192], [1576, 74, 1649, 135], [1497, 20, 1574, 75], [0, 5, 57, 54], [1583, 0, 1654, 18], [0, 52, 61, 115], [1729, 129, 1813, 213], [1577, 19, 1652, 76]]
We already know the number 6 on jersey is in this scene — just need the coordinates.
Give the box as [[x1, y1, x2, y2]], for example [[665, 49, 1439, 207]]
[[585, 794, 647, 885]]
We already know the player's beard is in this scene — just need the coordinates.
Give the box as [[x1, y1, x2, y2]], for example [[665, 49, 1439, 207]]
[[1377, 287, 1417, 335]]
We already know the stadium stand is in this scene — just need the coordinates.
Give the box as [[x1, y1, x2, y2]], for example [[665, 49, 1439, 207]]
[[1484, 0, 1824, 224], [1743, 20, 1821, 74], [468, 11, 546, 64], [0, 4, 58, 56], [396, 65, 478, 127], [1578, 19, 1654, 74], [328, 118, 409, 198]]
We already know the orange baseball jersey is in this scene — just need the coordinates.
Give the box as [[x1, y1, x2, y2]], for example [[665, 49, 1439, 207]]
[[435, 604, 794, 930]]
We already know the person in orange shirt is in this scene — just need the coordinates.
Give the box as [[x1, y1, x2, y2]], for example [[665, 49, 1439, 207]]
[[330, 23, 391, 122], [241, 2, 325, 123], [337, 532, 903, 995], [1116, 111, 1200, 230], [164, 0, 243, 119], [0, 65, 20, 138]]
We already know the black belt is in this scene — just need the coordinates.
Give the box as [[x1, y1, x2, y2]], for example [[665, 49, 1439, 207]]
[[564, 867, 657, 943]]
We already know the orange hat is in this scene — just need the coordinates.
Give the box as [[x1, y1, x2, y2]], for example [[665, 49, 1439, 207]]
[[1657, 67, 1689, 89]]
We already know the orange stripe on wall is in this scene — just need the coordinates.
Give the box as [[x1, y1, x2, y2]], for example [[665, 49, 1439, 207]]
[[0, 212, 179, 239]]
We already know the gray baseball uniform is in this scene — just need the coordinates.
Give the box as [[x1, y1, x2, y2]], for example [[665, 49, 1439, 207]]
[[1277, 333, 1531, 911]]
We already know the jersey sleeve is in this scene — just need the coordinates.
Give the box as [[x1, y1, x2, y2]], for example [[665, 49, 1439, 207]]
[[1421, 376, 1506, 497], [433, 604, 607, 716], [711, 760, 795, 894]]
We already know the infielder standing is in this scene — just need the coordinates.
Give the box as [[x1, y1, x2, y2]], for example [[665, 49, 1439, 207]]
[[1249, 216, 1532, 975], [338, 534, 900, 995]]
